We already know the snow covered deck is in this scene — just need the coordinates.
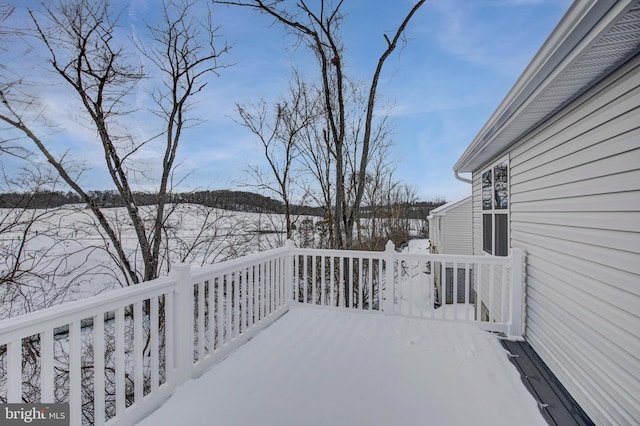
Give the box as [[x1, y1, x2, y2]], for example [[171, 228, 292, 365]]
[[138, 306, 545, 426], [0, 242, 528, 425]]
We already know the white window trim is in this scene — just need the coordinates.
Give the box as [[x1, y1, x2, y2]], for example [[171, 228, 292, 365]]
[[480, 156, 510, 256]]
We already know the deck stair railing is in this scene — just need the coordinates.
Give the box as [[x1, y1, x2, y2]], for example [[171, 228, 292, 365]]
[[0, 241, 523, 425]]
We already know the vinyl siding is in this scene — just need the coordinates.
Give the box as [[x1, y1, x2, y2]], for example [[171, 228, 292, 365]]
[[442, 198, 472, 255], [472, 54, 640, 424], [429, 197, 472, 255]]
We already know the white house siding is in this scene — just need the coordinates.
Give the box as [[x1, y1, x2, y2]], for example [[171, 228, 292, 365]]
[[429, 197, 473, 256], [474, 54, 640, 424], [442, 199, 473, 255]]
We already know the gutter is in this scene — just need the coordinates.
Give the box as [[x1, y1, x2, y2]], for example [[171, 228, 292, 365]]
[[454, 171, 472, 184]]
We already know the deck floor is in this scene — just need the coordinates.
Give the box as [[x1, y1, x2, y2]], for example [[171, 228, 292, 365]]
[[138, 307, 547, 426]]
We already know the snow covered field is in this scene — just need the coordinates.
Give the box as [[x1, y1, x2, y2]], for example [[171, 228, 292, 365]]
[[138, 307, 546, 426], [2, 203, 427, 319], [0, 204, 290, 318]]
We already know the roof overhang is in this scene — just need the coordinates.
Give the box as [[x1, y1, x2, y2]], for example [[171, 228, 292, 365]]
[[454, 0, 640, 173]]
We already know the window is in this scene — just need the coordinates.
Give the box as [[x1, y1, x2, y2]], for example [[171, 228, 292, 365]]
[[481, 159, 509, 256]]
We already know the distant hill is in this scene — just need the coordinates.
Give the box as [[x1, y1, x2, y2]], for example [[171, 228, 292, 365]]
[[0, 190, 443, 218], [0, 189, 324, 215]]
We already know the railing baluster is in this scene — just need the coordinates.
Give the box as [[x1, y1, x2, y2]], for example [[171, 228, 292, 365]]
[[150, 297, 159, 393], [94, 313, 105, 426], [477, 265, 483, 322], [339, 256, 344, 308], [349, 257, 354, 309], [134, 301, 144, 403], [330, 256, 335, 307], [501, 264, 508, 324], [281, 256, 285, 307], [254, 266, 258, 322], [427, 261, 434, 319], [274, 260, 279, 309], [303, 256, 308, 305], [69, 321, 81, 426], [293, 255, 299, 303], [41, 329, 54, 403], [252, 269, 258, 324], [250, 266, 256, 326], [368, 258, 373, 311], [115, 307, 125, 417], [225, 273, 232, 342], [418, 261, 425, 318], [489, 265, 495, 324], [265, 262, 269, 313], [216, 277, 223, 349], [267, 262, 272, 313], [207, 280, 215, 354], [378, 259, 383, 311], [358, 257, 363, 310], [453, 262, 459, 320], [6, 340, 21, 403], [264, 261, 268, 314], [234, 272, 240, 338], [268, 260, 274, 314], [198, 282, 206, 357], [312, 255, 317, 305], [260, 263, 266, 318], [464, 263, 470, 321], [280, 256, 285, 307], [273, 259, 277, 310], [241, 269, 247, 333], [440, 262, 445, 319], [278, 258, 282, 308], [321, 256, 326, 306], [165, 292, 175, 383]]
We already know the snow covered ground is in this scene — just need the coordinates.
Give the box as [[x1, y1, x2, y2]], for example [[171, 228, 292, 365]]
[[138, 306, 546, 426], [0, 205, 291, 318]]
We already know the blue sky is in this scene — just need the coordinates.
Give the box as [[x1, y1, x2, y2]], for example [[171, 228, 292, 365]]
[[3, 0, 573, 202]]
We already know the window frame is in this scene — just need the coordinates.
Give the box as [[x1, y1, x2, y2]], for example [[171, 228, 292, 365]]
[[481, 157, 510, 256]]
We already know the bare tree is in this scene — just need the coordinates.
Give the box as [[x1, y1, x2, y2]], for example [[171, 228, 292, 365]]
[[160, 202, 256, 268], [0, 168, 107, 318], [235, 72, 320, 239], [138, 0, 231, 280], [294, 80, 336, 247], [213, 0, 426, 249], [0, 0, 229, 285]]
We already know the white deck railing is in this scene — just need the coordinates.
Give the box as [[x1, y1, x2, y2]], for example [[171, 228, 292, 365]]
[[0, 241, 523, 425], [292, 241, 523, 335]]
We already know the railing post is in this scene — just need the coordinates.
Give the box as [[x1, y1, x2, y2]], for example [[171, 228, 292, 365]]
[[384, 240, 396, 315], [285, 239, 295, 306], [510, 248, 525, 338], [172, 263, 193, 385]]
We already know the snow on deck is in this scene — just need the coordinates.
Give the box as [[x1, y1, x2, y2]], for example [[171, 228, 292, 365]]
[[138, 307, 546, 426]]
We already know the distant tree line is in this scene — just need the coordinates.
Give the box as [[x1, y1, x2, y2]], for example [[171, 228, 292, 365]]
[[0, 189, 287, 212], [0, 189, 443, 219]]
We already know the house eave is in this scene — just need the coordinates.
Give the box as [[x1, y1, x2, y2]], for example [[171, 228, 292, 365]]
[[454, 0, 640, 173]]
